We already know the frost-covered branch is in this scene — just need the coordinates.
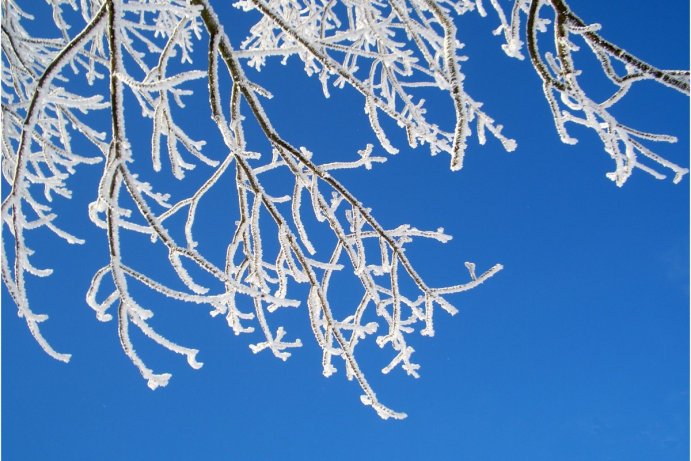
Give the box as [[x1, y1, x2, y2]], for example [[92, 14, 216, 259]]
[[1, 0, 687, 419], [235, 0, 517, 165], [485, 0, 689, 185], [2, 0, 109, 362], [194, 0, 503, 417]]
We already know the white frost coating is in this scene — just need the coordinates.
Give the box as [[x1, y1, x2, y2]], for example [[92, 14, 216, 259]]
[[169, 251, 210, 295], [2, 0, 109, 363], [485, 0, 689, 184], [240, 0, 517, 166], [2, 0, 686, 420]]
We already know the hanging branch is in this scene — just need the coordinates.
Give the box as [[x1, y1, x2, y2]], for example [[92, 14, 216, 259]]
[[1, 0, 686, 419]]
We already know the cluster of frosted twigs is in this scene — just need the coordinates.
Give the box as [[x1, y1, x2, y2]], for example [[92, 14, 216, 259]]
[[1, 0, 686, 418]]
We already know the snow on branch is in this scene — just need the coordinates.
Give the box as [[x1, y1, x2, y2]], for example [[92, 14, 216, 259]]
[[1, 0, 687, 419], [485, 0, 689, 185]]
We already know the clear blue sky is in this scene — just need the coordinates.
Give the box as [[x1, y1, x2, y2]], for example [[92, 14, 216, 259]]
[[2, 1, 688, 460]]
